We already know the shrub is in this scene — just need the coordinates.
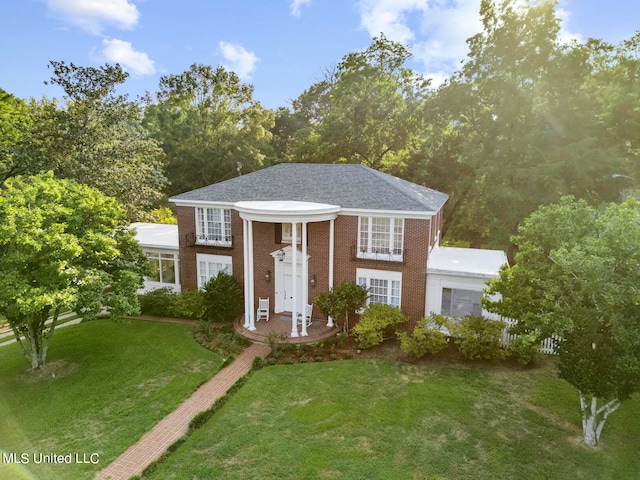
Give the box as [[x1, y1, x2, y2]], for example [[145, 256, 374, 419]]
[[352, 303, 408, 349], [138, 288, 177, 317], [397, 313, 451, 358], [509, 331, 541, 365], [251, 356, 265, 370], [455, 315, 507, 361], [202, 272, 244, 323], [171, 288, 206, 320]]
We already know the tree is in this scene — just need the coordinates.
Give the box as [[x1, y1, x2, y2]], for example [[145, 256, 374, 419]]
[[483, 197, 640, 447], [0, 88, 30, 181], [425, 0, 632, 255], [0, 172, 147, 370], [313, 281, 368, 333], [143, 64, 274, 195], [288, 35, 431, 172], [18, 61, 167, 220]]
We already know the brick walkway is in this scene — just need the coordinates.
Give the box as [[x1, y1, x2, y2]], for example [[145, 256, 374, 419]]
[[95, 343, 272, 480]]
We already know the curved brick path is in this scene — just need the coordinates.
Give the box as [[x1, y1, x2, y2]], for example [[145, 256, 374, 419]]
[[95, 343, 271, 480]]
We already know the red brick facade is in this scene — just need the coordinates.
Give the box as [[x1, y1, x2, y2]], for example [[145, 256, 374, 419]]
[[176, 206, 441, 322]]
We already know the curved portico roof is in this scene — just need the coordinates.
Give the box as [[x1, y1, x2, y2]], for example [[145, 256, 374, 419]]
[[170, 163, 448, 214], [234, 200, 340, 223]]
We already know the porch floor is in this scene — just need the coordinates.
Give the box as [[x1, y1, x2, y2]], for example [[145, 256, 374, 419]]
[[233, 312, 340, 344]]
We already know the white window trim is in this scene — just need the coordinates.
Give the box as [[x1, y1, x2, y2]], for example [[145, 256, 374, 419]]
[[357, 216, 404, 262], [195, 207, 232, 247], [196, 253, 233, 289], [145, 250, 179, 285], [282, 223, 302, 244], [440, 287, 483, 318], [357, 268, 402, 308]]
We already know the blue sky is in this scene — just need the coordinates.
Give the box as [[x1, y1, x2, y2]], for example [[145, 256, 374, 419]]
[[1, 0, 638, 110]]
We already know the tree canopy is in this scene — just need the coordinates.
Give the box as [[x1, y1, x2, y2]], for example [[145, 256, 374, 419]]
[[17, 61, 167, 221], [282, 34, 431, 173], [1, 1, 638, 248], [143, 64, 274, 196], [0, 172, 147, 370], [483, 196, 640, 447]]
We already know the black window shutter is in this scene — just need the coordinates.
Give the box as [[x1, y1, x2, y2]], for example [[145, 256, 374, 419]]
[[274, 223, 282, 244]]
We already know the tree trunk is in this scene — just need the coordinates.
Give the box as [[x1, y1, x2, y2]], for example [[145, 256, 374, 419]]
[[10, 310, 54, 371], [579, 392, 620, 448]]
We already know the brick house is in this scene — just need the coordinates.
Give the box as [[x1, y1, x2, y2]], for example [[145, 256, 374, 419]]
[[161, 163, 507, 338]]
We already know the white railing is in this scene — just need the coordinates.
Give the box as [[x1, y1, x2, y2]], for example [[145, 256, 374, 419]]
[[500, 318, 558, 355]]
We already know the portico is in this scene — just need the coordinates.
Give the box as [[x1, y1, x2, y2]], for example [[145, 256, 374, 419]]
[[234, 200, 340, 337]]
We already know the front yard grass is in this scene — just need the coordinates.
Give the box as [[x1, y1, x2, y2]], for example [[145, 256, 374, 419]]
[[0, 319, 222, 480], [145, 358, 640, 480]]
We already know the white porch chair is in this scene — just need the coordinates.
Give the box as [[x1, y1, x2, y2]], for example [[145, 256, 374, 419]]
[[296, 304, 313, 327], [256, 297, 270, 322]]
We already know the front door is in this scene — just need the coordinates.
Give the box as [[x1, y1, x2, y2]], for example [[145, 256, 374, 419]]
[[272, 246, 308, 313], [282, 264, 303, 313]]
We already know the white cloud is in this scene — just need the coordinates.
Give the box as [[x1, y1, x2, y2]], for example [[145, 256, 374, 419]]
[[45, 0, 139, 35], [101, 39, 155, 76], [556, 7, 583, 44], [357, 0, 428, 44], [413, 0, 482, 76], [356, 0, 483, 83], [219, 41, 259, 81], [290, 0, 312, 17]]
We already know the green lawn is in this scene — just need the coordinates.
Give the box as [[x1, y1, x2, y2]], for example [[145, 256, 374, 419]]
[[145, 359, 640, 480], [0, 319, 222, 480]]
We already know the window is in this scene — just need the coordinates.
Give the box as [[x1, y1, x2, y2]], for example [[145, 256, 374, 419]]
[[195, 207, 232, 247], [281, 223, 302, 244], [196, 254, 232, 289], [146, 252, 178, 284], [358, 216, 404, 261], [441, 288, 482, 317], [357, 268, 402, 307]]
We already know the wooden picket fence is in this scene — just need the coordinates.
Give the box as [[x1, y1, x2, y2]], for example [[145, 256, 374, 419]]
[[500, 318, 558, 355]]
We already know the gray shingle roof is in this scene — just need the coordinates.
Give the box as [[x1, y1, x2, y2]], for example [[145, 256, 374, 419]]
[[170, 163, 448, 213]]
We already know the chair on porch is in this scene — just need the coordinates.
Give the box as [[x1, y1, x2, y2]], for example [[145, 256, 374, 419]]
[[256, 297, 270, 322], [296, 304, 313, 327]]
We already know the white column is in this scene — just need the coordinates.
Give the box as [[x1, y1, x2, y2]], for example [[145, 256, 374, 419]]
[[327, 218, 335, 327], [247, 219, 256, 331], [290, 222, 299, 338], [301, 222, 309, 336], [243, 218, 251, 329]]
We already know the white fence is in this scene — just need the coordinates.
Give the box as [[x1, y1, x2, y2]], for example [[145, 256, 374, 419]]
[[500, 318, 558, 355]]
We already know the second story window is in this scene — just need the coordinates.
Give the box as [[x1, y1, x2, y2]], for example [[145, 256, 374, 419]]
[[196, 207, 232, 247], [358, 216, 404, 261]]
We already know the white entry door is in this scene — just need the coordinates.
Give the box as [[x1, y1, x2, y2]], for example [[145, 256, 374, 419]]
[[272, 246, 308, 313], [282, 265, 303, 313]]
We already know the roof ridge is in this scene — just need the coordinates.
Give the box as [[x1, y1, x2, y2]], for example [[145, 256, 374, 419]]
[[362, 165, 444, 205]]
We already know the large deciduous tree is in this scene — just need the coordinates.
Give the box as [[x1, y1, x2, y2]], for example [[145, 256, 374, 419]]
[[143, 64, 274, 195], [483, 197, 640, 448], [425, 0, 634, 255], [19, 61, 167, 220], [0, 88, 30, 181], [0, 172, 147, 370], [286, 35, 431, 172]]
